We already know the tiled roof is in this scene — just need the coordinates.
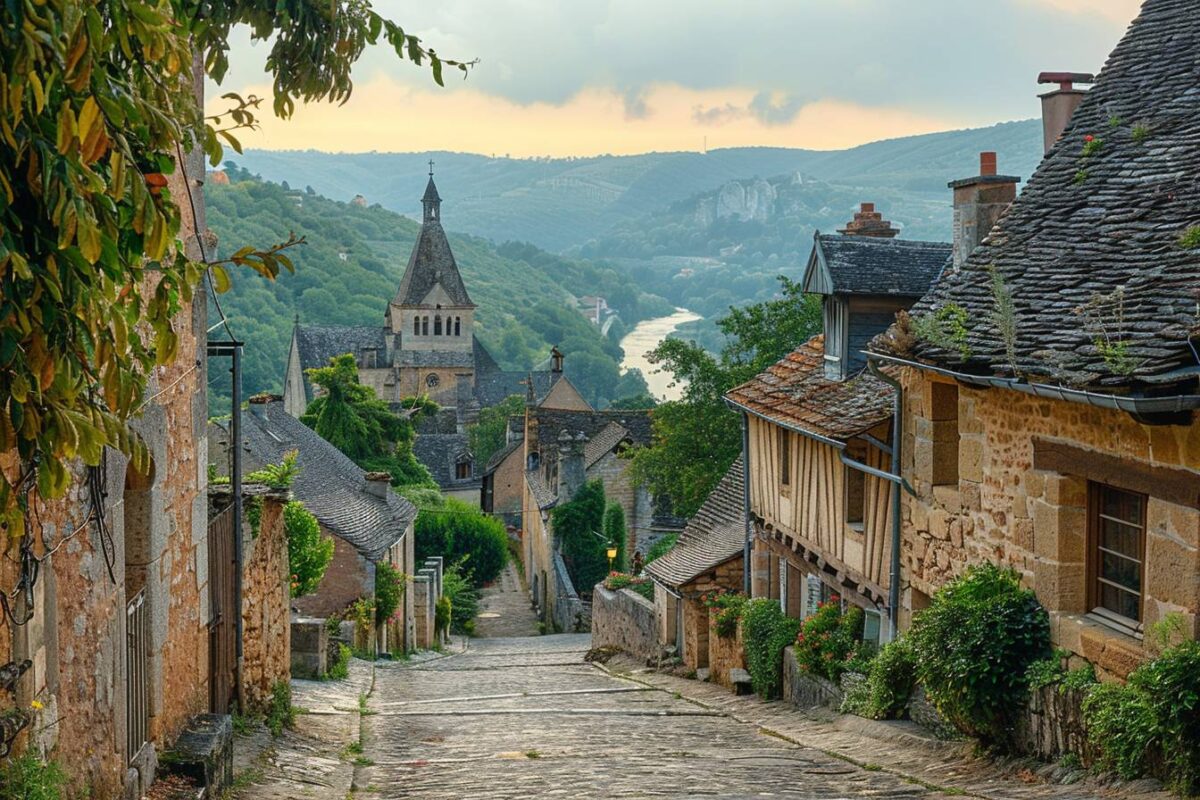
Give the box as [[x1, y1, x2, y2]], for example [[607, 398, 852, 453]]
[[413, 433, 481, 491], [391, 217, 474, 308], [584, 422, 631, 468], [483, 438, 523, 475], [646, 457, 745, 588], [883, 0, 1200, 390], [811, 234, 951, 297], [531, 409, 652, 455], [526, 469, 557, 511], [725, 335, 894, 442], [294, 325, 390, 399], [217, 400, 417, 561]]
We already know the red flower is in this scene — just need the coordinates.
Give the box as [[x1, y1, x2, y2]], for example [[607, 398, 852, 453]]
[[1084, 134, 1095, 142]]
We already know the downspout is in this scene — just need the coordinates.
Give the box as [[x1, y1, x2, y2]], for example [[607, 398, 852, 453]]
[[867, 358, 903, 640], [231, 343, 246, 712], [741, 412, 752, 596]]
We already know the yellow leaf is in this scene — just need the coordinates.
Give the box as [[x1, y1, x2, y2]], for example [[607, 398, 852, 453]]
[[28, 71, 44, 113], [77, 215, 101, 263], [78, 96, 100, 141], [56, 101, 76, 154], [209, 264, 230, 294]]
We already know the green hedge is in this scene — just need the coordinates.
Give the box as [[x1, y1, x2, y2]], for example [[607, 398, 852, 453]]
[[742, 599, 802, 699]]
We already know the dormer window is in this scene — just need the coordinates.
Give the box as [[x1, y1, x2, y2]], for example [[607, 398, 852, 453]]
[[455, 458, 473, 480]]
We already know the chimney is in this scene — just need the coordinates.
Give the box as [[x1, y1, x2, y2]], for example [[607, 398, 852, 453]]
[[364, 471, 392, 499], [948, 153, 1020, 270], [1038, 72, 1095, 154], [556, 429, 587, 500], [838, 202, 899, 238], [550, 346, 564, 374], [248, 393, 282, 420]]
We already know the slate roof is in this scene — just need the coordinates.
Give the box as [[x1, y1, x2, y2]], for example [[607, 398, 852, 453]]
[[725, 335, 895, 442], [412, 433, 481, 492], [881, 0, 1200, 390], [391, 196, 474, 307], [526, 469, 557, 511], [584, 422, 631, 468], [531, 409, 653, 455], [483, 438, 522, 475], [294, 325, 390, 397], [808, 234, 952, 297], [645, 457, 745, 588], [217, 399, 417, 561]]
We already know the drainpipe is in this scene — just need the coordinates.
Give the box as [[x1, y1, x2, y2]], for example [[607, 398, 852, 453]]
[[741, 412, 752, 596], [867, 358, 904, 640], [231, 343, 246, 712]]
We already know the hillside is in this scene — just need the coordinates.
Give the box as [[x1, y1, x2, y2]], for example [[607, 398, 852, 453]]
[[203, 171, 662, 413], [230, 119, 1043, 252]]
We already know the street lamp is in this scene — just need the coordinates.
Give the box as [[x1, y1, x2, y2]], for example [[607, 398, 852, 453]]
[[606, 543, 619, 573]]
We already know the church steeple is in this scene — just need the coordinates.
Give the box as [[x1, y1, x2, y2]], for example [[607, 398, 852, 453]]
[[422, 160, 441, 223]]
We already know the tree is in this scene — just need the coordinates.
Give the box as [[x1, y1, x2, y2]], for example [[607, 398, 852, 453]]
[[405, 493, 509, 587], [467, 395, 525, 468], [300, 354, 435, 488], [627, 278, 821, 517], [552, 480, 608, 596], [0, 0, 469, 537], [603, 502, 628, 573], [283, 501, 334, 598]]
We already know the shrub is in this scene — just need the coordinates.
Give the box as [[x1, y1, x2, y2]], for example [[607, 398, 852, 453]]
[[284, 501, 334, 598], [603, 572, 654, 601], [1083, 681, 1159, 780], [908, 564, 1050, 746], [603, 502, 628, 573], [435, 595, 452, 638], [1025, 649, 1097, 693], [412, 495, 509, 587], [267, 680, 296, 736], [553, 481, 609, 596], [0, 754, 66, 800], [844, 638, 916, 720], [793, 601, 868, 683], [326, 643, 352, 680], [703, 591, 748, 638], [645, 532, 678, 564], [442, 563, 480, 635], [1126, 640, 1200, 793], [742, 599, 802, 699], [374, 561, 406, 625]]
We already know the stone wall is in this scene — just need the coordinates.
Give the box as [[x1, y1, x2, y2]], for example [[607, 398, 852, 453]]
[[707, 610, 746, 689], [1015, 684, 1096, 764], [551, 550, 590, 633], [489, 445, 525, 526], [239, 493, 291, 712], [292, 531, 373, 619], [899, 370, 1200, 678], [781, 647, 844, 710], [591, 585, 659, 662]]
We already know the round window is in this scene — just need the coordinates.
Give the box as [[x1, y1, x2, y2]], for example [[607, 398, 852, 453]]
[[426, 373, 440, 388]]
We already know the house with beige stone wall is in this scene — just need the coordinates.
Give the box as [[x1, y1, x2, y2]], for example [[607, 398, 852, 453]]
[[870, 0, 1200, 679]]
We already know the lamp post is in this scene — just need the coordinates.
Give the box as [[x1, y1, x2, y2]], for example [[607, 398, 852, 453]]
[[606, 543, 619, 573]]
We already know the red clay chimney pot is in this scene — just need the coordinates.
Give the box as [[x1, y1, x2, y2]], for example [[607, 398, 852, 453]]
[[980, 152, 997, 177], [860, 202, 875, 213]]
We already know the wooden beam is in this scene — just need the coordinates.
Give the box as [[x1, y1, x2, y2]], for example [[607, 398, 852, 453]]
[[1032, 437, 1200, 510]]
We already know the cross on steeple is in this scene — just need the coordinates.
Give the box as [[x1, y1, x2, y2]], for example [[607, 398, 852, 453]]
[[428, 159, 435, 177]]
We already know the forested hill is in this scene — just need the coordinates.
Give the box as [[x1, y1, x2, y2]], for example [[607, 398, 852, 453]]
[[204, 170, 666, 414], [230, 119, 1042, 252]]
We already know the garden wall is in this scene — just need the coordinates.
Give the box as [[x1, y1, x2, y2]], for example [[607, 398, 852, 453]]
[[1015, 685, 1096, 765], [552, 550, 591, 633], [239, 491, 291, 712], [592, 585, 658, 662], [780, 647, 844, 710], [707, 610, 746, 689]]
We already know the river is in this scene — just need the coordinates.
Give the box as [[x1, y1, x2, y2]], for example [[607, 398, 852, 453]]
[[619, 308, 702, 402]]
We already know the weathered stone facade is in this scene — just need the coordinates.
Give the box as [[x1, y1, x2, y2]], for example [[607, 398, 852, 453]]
[[707, 612, 747, 689], [591, 585, 658, 662], [899, 370, 1199, 678], [237, 492, 291, 712]]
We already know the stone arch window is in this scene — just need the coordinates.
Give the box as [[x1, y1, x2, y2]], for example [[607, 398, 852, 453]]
[[413, 316, 420, 337], [421, 316, 429, 336], [454, 317, 461, 336], [434, 315, 443, 336]]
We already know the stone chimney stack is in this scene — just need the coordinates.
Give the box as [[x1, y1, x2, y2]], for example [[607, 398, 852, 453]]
[[557, 429, 587, 500], [1038, 72, 1094, 154], [838, 202, 899, 238], [948, 152, 1019, 270], [364, 471, 392, 499], [550, 346, 564, 375]]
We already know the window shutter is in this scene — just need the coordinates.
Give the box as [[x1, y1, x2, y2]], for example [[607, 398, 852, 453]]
[[862, 609, 882, 645], [803, 575, 822, 619]]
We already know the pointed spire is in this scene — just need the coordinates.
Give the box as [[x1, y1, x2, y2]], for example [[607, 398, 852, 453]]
[[422, 160, 441, 223]]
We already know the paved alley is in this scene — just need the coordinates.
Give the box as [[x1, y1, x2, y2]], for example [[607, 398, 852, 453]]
[[472, 562, 540, 638]]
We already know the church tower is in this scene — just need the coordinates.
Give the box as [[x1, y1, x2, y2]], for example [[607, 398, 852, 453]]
[[387, 166, 476, 354]]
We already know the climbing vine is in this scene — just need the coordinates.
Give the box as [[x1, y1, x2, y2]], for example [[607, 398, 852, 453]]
[[0, 1, 470, 544]]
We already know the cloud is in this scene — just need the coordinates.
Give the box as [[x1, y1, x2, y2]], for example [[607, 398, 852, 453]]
[[748, 92, 807, 126], [692, 102, 743, 126], [622, 87, 650, 120]]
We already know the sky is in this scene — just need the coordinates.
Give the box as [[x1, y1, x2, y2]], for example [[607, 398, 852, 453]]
[[210, 0, 1143, 157]]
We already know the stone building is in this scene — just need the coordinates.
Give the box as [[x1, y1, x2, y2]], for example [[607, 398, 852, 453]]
[[870, 0, 1200, 678], [723, 201, 956, 637], [0, 89, 213, 798], [210, 396, 419, 655], [644, 458, 745, 671]]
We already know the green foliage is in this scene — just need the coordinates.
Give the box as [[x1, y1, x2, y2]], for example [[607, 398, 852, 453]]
[[1178, 226, 1200, 250], [435, 595, 452, 638], [645, 532, 679, 564], [1132, 124, 1151, 143], [267, 680, 296, 737], [0, 0, 459, 538], [627, 278, 821, 517], [245, 496, 263, 540], [1073, 169, 1090, 185], [410, 493, 508, 587], [374, 561, 406, 625], [1083, 681, 1159, 780], [608, 393, 658, 410], [603, 572, 654, 602], [987, 266, 1018, 375], [326, 644, 352, 681], [215, 449, 302, 488], [466, 395, 525, 468], [301, 354, 435, 487], [348, 597, 375, 655], [908, 564, 1050, 746], [1025, 648, 1097, 694], [703, 592, 748, 639], [910, 303, 972, 361], [1081, 136, 1105, 158], [553, 480, 609, 595], [442, 563, 480, 635], [0, 754, 67, 800], [843, 638, 917, 720], [742, 599, 803, 699], [284, 501, 333, 598], [603, 502, 628, 573], [792, 601, 869, 683]]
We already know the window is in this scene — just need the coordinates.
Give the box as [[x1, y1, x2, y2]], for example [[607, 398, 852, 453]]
[[455, 460, 473, 480], [929, 382, 959, 486], [822, 297, 848, 380], [426, 373, 440, 388], [1088, 483, 1146, 627], [778, 428, 791, 488], [454, 317, 461, 336], [413, 317, 420, 337], [434, 315, 443, 336], [421, 316, 429, 336], [845, 464, 865, 528]]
